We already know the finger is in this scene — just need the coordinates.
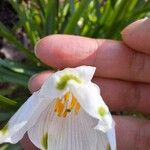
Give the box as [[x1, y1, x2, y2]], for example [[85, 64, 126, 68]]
[[28, 71, 53, 93], [122, 18, 150, 54], [28, 72, 150, 114], [114, 116, 150, 150], [95, 78, 150, 115], [20, 134, 38, 150], [35, 35, 150, 83]]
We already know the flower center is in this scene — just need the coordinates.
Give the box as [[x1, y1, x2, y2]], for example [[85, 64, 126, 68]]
[[54, 91, 80, 117]]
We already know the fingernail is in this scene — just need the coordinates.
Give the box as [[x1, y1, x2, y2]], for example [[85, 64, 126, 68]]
[[34, 41, 40, 58], [121, 18, 149, 35], [28, 74, 38, 92]]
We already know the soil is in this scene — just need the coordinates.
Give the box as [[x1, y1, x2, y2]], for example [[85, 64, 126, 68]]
[[0, 1, 28, 101], [0, 0, 18, 29], [0, 0, 26, 60]]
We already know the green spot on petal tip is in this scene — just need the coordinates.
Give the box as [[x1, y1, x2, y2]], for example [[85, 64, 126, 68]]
[[41, 133, 48, 150], [56, 74, 81, 90], [107, 144, 111, 150], [97, 106, 107, 117]]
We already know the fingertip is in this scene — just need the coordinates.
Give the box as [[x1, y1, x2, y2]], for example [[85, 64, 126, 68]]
[[28, 73, 38, 93], [28, 71, 52, 93], [122, 18, 150, 54], [34, 34, 64, 68], [34, 35, 54, 59], [121, 18, 147, 35], [20, 134, 38, 150], [34, 34, 98, 68]]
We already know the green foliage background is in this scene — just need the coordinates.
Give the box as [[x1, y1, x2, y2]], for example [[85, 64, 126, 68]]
[[0, 0, 149, 149]]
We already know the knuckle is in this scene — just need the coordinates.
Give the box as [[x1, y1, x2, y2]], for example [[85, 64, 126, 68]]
[[124, 83, 141, 111], [134, 121, 150, 150], [132, 84, 141, 111], [129, 51, 146, 79], [134, 124, 142, 150]]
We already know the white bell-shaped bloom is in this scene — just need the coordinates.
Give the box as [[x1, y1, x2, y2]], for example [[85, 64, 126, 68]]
[[0, 66, 116, 150]]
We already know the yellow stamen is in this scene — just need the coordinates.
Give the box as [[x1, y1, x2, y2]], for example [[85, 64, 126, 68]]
[[54, 98, 61, 112], [57, 103, 64, 116], [64, 91, 70, 102], [54, 92, 80, 117], [63, 111, 68, 118], [68, 95, 76, 109], [54, 98, 64, 116], [74, 102, 80, 114]]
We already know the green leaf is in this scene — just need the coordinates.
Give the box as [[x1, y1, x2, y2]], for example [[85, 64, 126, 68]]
[[0, 145, 9, 150], [0, 67, 29, 87], [0, 59, 42, 76], [36, 0, 46, 16], [9, 0, 40, 46], [0, 95, 18, 110], [58, 3, 70, 33], [110, 0, 116, 8], [69, 0, 75, 14], [0, 23, 38, 64], [0, 112, 14, 122], [64, 0, 91, 34], [0, 143, 21, 150], [44, 0, 59, 35]]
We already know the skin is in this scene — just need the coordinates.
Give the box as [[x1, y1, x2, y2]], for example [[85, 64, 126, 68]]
[[21, 18, 150, 150]]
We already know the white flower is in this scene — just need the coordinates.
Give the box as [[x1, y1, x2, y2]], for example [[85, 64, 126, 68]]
[[0, 66, 116, 150]]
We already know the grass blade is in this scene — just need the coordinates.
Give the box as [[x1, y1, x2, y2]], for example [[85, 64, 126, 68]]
[[36, 0, 46, 16], [64, 0, 91, 34], [0, 59, 42, 76], [44, 0, 59, 35], [69, 0, 75, 14], [0, 67, 29, 87], [0, 95, 17, 110], [0, 23, 38, 64], [0, 112, 14, 122]]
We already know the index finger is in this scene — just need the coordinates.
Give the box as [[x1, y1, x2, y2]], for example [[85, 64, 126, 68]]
[[35, 35, 150, 83]]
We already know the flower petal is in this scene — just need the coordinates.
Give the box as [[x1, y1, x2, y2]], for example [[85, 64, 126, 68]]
[[40, 66, 95, 100], [106, 127, 116, 150], [56, 66, 96, 84], [0, 91, 50, 144], [72, 66, 96, 82], [27, 102, 54, 149], [96, 132, 109, 150], [39, 73, 67, 100], [71, 82, 114, 132], [28, 101, 108, 150]]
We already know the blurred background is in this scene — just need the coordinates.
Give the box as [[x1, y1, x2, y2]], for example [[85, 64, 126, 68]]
[[0, 0, 150, 149]]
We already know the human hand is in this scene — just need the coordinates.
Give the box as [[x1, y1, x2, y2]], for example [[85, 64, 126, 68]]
[[21, 18, 150, 150]]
